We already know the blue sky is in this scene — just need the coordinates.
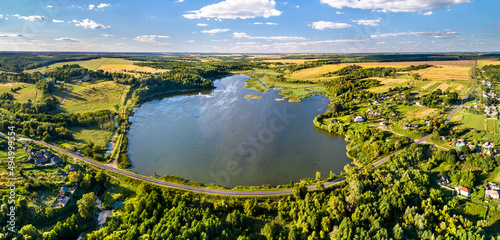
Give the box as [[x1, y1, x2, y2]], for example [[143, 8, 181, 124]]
[[1, 0, 499, 53]]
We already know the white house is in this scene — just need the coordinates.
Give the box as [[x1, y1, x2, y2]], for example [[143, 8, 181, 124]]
[[456, 186, 472, 197], [485, 190, 500, 199], [354, 116, 364, 122]]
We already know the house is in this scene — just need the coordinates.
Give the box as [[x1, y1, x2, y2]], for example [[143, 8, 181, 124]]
[[354, 116, 364, 123], [68, 165, 75, 171], [373, 100, 380, 105], [485, 190, 500, 199], [34, 158, 49, 165], [436, 173, 448, 185], [51, 156, 63, 164], [403, 124, 419, 130], [456, 186, 472, 197], [44, 152, 54, 159], [59, 186, 70, 195], [455, 139, 467, 149]]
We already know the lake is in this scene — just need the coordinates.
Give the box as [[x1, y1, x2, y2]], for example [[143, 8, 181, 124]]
[[127, 75, 351, 188]]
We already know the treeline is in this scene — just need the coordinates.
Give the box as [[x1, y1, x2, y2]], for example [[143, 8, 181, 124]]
[[0, 110, 114, 143], [82, 145, 494, 239], [273, 59, 341, 73], [46, 64, 111, 82], [420, 89, 459, 107], [0, 53, 100, 72], [483, 64, 500, 81]]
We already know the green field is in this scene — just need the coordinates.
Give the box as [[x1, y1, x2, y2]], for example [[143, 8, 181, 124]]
[[460, 112, 487, 131], [0, 82, 39, 103], [486, 118, 499, 134], [25, 58, 137, 73], [59, 81, 128, 113], [244, 78, 269, 92]]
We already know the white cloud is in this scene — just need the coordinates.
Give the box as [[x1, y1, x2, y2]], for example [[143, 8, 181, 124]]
[[133, 35, 169, 43], [311, 21, 351, 30], [335, 11, 344, 14], [371, 30, 459, 39], [254, 22, 278, 25], [55, 37, 78, 41], [320, 0, 470, 12], [47, 5, 53, 8], [97, 3, 111, 8], [353, 19, 381, 26], [489, 23, 500, 28], [88, 4, 95, 10], [233, 32, 305, 41], [197, 23, 208, 26], [187, 40, 195, 43], [52, 19, 64, 23], [202, 28, 230, 34], [183, 0, 282, 19], [14, 15, 45, 21], [296, 5, 299, 8], [75, 19, 108, 29], [376, 42, 386, 44], [101, 34, 114, 37], [0, 14, 3, 19], [176, 0, 185, 2], [422, 11, 433, 15], [0, 33, 23, 37], [272, 39, 365, 47]]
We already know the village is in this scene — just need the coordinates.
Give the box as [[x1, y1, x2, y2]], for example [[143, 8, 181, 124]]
[[23, 145, 78, 208]]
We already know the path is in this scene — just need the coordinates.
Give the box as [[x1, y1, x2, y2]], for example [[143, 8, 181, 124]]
[[55, 87, 69, 112]]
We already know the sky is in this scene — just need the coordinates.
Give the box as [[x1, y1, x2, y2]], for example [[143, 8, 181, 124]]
[[0, 0, 499, 53]]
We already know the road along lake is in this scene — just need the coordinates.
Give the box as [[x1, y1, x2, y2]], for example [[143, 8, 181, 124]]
[[127, 75, 351, 188]]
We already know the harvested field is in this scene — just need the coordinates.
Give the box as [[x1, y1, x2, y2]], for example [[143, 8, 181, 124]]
[[422, 81, 439, 89], [339, 60, 474, 67]]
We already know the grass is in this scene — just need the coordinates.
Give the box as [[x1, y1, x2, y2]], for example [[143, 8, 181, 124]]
[[395, 105, 441, 121], [60, 81, 129, 113], [486, 118, 498, 134], [287, 64, 344, 81], [244, 78, 270, 92], [414, 65, 471, 81], [460, 112, 487, 131], [60, 126, 114, 149], [25, 57, 166, 75], [245, 94, 261, 99], [0, 83, 38, 103]]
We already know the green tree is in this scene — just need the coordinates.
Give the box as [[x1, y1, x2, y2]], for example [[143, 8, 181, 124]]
[[19, 224, 41, 240], [77, 192, 97, 219]]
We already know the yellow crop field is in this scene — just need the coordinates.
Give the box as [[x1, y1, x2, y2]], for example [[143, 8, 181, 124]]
[[414, 65, 471, 81], [288, 64, 344, 81]]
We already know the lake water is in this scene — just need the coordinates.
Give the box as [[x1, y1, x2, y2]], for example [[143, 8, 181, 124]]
[[127, 75, 351, 188]]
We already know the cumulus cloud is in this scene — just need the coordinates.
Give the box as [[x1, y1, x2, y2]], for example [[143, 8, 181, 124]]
[[183, 0, 282, 19], [371, 30, 459, 39], [133, 35, 169, 43], [254, 22, 278, 25], [311, 21, 351, 30], [233, 32, 305, 41], [202, 29, 230, 34], [52, 19, 64, 23], [14, 14, 45, 21], [197, 23, 208, 26], [422, 11, 433, 15], [353, 19, 381, 26], [75, 19, 108, 29], [55, 37, 78, 41], [88, 4, 95, 10], [97, 3, 111, 8], [47, 5, 53, 8], [320, 0, 470, 12], [176, 0, 185, 2]]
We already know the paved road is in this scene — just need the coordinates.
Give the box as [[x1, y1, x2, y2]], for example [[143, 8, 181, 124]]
[[13, 61, 477, 196], [445, 60, 478, 122]]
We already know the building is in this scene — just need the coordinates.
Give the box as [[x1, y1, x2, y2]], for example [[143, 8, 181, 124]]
[[485, 190, 500, 199], [51, 156, 63, 164], [34, 158, 49, 165], [59, 186, 70, 195], [456, 186, 472, 197], [354, 116, 364, 122]]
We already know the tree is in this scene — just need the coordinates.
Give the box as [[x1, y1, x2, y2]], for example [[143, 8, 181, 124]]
[[19, 224, 41, 240], [78, 192, 97, 219], [81, 174, 92, 188], [315, 171, 322, 180], [243, 199, 257, 216], [95, 170, 107, 185]]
